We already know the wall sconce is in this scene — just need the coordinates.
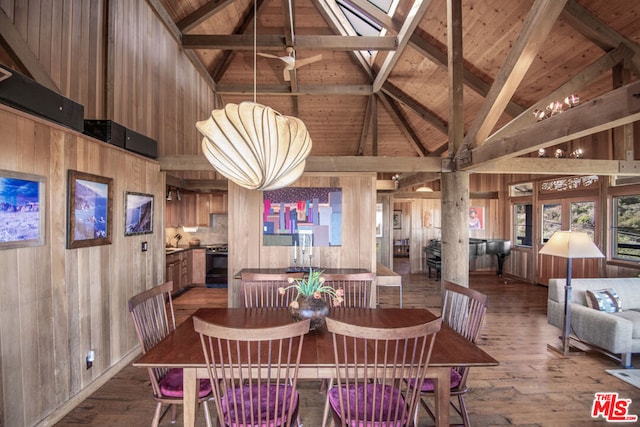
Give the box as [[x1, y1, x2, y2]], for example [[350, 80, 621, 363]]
[[392, 174, 400, 189], [166, 187, 173, 201]]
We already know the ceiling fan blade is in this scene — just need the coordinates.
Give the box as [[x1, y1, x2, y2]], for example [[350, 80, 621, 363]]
[[283, 68, 291, 82], [257, 52, 281, 59], [294, 54, 323, 69]]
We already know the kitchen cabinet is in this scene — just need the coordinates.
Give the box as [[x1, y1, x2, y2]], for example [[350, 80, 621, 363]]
[[181, 193, 198, 226], [166, 192, 228, 227], [191, 248, 206, 284], [166, 253, 182, 292], [166, 248, 206, 291], [166, 198, 181, 227]]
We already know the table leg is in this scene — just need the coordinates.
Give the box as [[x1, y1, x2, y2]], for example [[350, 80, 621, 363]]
[[183, 367, 197, 427], [431, 367, 450, 427]]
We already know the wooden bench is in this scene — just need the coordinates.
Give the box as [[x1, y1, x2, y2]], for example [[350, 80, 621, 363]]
[[375, 263, 403, 307]]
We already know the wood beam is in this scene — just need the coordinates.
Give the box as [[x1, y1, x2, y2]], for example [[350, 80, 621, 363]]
[[159, 155, 443, 173], [448, 0, 464, 155], [470, 157, 640, 176], [357, 95, 374, 156], [465, 80, 640, 169], [396, 172, 441, 190], [562, 0, 640, 74], [373, 0, 432, 92], [393, 191, 499, 199], [216, 84, 372, 95], [182, 34, 398, 51], [460, 0, 567, 158], [486, 44, 633, 144], [381, 83, 448, 135], [0, 8, 59, 92], [377, 93, 428, 157], [176, 0, 235, 33]]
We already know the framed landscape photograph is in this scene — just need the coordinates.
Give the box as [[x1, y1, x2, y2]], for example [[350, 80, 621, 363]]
[[67, 170, 113, 249], [124, 192, 154, 236], [0, 169, 46, 249], [393, 210, 402, 229]]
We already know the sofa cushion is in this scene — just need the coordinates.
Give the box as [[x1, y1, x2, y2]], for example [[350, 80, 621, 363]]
[[613, 310, 640, 339], [585, 288, 622, 313]]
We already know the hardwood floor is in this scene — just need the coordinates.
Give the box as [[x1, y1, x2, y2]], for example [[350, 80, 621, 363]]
[[55, 261, 640, 426]]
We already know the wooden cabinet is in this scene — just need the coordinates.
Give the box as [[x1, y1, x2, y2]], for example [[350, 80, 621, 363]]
[[191, 248, 206, 284], [181, 193, 198, 226], [167, 249, 205, 291], [166, 198, 181, 227], [166, 192, 228, 227], [166, 253, 182, 292]]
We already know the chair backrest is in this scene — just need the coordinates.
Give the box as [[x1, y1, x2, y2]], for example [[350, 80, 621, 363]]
[[241, 272, 304, 308], [321, 272, 376, 308], [128, 281, 175, 397], [193, 317, 311, 427], [441, 281, 488, 343], [325, 316, 442, 427]]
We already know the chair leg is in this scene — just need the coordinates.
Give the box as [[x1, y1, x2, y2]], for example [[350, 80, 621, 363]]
[[458, 394, 470, 427], [170, 403, 177, 423], [152, 402, 163, 427], [322, 378, 334, 427], [202, 400, 213, 427]]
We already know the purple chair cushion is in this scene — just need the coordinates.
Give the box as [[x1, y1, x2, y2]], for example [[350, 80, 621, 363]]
[[328, 383, 408, 427], [159, 368, 212, 398], [221, 383, 299, 427], [419, 368, 462, 392]]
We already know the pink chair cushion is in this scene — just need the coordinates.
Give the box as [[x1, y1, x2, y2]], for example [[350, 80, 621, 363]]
[[159, 368, 212, 398], [328, 383, 408, 427], [221, 383, 298, 427], [419, 368, 462, 392]]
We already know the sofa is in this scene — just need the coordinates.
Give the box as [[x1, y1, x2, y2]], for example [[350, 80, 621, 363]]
[[547, 277, 640, 367]]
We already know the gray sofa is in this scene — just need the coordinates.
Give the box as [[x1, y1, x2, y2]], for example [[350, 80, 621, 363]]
[[547, 277, 640, 367]]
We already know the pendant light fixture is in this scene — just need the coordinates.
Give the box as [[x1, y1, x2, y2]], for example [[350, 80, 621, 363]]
[[196, 0, 312, 191]]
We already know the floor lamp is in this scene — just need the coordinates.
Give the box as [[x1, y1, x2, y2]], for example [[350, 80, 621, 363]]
[[539, 231, 604, 356]]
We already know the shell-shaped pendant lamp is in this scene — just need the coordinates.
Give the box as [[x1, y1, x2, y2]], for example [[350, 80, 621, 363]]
[[197, 101, 312, 191]]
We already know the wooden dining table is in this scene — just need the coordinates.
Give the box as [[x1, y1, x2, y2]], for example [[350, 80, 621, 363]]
[[133, 307, 498, 427]]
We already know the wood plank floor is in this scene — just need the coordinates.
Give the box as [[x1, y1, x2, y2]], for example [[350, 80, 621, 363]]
[[55, 260, 640, 426]]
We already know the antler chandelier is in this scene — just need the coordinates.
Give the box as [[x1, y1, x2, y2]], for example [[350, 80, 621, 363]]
[[196, 101, 312, 191]]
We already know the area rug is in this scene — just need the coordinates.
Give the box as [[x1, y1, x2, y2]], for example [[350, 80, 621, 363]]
[[606, 369, 640, 389]]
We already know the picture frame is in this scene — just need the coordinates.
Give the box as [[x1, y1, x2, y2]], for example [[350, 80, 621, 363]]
[[393, 210, 402, 229], [124, 192, 154, 236], [0, 169, 46, 249], [469, 206, 485, 230], [67, 170, 113, 249], [375, 203, 383, 237]]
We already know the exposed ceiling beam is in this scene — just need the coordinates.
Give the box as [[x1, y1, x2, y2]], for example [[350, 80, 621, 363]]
[[465, 80, 640, 169], [377, 93, 428, 157], [381, 83, 448, 135], [373, 0, 432, 92], [460, 0, 568, 160], [159, 155, 443, 173], [0, 8, 59, 92], [486, 43, 634, 144], [177, 0, 235, 33], [562, 0, 640, 74], [182, 34, 398, 51], [357, 95, 374, 155], [396, 172, 441, 190], [471, 158, 640, 176], [216, 84, 372, 95]]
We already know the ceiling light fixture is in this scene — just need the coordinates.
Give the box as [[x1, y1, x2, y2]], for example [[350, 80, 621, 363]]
[[196, 0, 312, 191], [416, 186, 433, 192], [533, 94, 580, 121]]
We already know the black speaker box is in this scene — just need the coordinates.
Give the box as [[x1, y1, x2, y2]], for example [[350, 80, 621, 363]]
[[0, 64, 84, 132], [84, 119, 158, 159]]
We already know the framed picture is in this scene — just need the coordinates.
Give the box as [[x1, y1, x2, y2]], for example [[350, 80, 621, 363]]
[[393, 210, 402, 229], [375, 203, 383, 237], [124, 192, 154, 236], [469, 207, 485, 230], [67, 170, 113, 249], [0, 169, 46, 249]]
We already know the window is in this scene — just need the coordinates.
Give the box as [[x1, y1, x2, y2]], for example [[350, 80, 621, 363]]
[[514, 204, 532, 247], [612, 195, 640, 261], [570, 201, 595, 240], [542, 204, 562, 243]]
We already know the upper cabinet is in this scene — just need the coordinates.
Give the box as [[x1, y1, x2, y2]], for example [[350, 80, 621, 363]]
[[166, 192, 228, 226]]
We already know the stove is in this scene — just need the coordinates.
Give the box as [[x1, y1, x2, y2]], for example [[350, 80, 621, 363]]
[[205, 244, 228, 288]]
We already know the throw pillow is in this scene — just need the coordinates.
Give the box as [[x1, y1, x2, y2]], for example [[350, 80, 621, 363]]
[[585, 288, 622, 313]]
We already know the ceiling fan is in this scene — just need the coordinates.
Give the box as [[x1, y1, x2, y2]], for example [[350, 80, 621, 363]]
[[258, 47, 323, 82]]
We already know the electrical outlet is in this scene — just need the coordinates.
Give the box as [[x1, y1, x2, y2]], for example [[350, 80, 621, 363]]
[[86, 350, 95, 370], [141, 241, 148, 252]]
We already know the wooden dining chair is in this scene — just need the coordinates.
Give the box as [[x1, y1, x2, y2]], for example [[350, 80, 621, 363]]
[[128, 281, 212, 427], [320, 272, 376, 308], [324, 316, 442, 427], [241, 271, 304, 308], [193, 316, 311, 427], [416, 281, 489, 427]]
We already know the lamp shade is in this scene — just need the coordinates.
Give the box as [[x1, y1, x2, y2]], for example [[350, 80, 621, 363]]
[[538, 231, 604, 259], [197, 102, 312, 191]]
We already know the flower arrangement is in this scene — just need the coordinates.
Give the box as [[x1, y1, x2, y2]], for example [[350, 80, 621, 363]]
[[279, 269, 344, 309]]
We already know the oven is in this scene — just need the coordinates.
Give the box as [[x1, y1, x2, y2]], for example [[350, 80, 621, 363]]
[[205, 245, 228, 288]]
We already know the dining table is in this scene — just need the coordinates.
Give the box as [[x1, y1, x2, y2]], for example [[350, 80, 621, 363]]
[[133, 307, 498, 427]]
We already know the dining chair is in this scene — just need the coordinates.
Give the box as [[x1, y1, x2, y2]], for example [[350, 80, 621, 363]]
[[128, 281, 212, 427], [324, 316, 442, 427], [241, 271, 305, 308], [320, 272, 376, 308], [416, 281, 489, 427], [193, 316, 311, 427]]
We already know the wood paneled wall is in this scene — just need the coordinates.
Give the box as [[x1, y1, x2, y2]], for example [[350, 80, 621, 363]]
[[0, 105, 165, 426], [227, 174, 377, 308], [0, 0, 218, 425]]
